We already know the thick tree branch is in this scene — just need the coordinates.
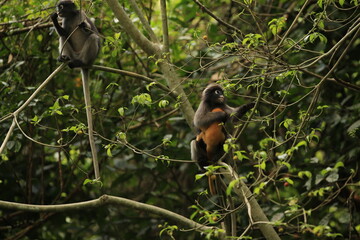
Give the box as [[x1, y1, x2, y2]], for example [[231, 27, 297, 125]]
[[105, 0, 161, 56], [219, 163, 281, 240], [128, 0, 159, 43], [0, 195, 214, 233], [160, 0, 170, 53], [105, 0, 195, 128]]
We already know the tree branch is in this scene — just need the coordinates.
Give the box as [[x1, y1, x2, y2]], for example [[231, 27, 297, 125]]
[[219, 163, 281, 240], [105, 0, 195, 128], [0, 63, 67, 155], [193, 0, 242, 35], [160, 0, 170, 53], [105, 0, 161, 56], [0, 194, 214, 233], [92, 65, 178, 99], [128, 0, 159, 43]]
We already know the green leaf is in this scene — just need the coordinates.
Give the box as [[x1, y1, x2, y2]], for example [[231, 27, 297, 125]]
[[295, 140, 307, 149], [284, 177, 294, 185], [280, 119, 293, 130], [298, 171, 312, 179], [255, 160, 266, 170], [83, 179, 93, 185], [62, 95, 70, 100], [223, 143, 229, 153], [334, 161, 344, 169], [107, 147, 112, 157], [195, 173, 206, 181], [226, 179, 238, 196], [317, 0, 323, 8], [118, 107, 126, 116], [146, 82, 157, 91], [114, 32, 121, 39], [1, 154, 9, 161], [116, 132, 126, 141], [159, 100, 169, 108], [131, 93, 152, 106]]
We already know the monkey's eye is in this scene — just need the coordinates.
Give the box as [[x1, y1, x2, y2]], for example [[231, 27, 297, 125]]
[[58, 4, 63, 10], [214, 90, 222, 95]]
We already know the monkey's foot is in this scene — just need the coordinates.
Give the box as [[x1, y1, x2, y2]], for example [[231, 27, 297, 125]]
[[58, 55, 70, 62], [68, 60, 85, 69]]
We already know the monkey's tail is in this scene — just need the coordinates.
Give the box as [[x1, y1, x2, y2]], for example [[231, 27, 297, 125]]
[[81, 68, 100, 180]]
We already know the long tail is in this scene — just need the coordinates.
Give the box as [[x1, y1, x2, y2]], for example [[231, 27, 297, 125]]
[[81, 68, 100, 180]]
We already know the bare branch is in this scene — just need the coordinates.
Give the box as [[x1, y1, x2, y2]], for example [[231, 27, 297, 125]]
[[0, 195, 214, 233], [0, 63, 67, 155]]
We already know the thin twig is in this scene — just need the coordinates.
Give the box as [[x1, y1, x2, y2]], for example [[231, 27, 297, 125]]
[[0, 63, 67, 155], [193, 0, 242, 35]]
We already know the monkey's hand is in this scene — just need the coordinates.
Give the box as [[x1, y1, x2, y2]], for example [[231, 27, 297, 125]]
[[78, 22, 87, 28], [78, 22, 91, 33], [235, 102, 255, 118], [50, 12, 58, 21], [58, 55, 70, 63]]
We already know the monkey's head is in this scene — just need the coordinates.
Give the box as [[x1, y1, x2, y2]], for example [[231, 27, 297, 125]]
[[56, 0, 77, 17], [202, 83, 226, 105]]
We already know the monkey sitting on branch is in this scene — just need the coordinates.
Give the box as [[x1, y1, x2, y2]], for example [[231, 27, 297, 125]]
[[191, 83, 254, 194], [51, 0, 101, 180]]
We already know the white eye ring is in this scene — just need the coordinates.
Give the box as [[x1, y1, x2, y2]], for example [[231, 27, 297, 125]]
[[215, 90, 222, 95]]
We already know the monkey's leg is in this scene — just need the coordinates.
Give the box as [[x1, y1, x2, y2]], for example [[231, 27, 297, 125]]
[[81, 69, 100, 180], [58, 38, 74, 63], [72, 34, 100, 68]]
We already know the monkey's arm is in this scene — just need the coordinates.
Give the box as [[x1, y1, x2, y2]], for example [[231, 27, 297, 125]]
[[50, 13, 67, 37], [78, 15, 99, 35], [222, 102, 254, 119], [234, 102, 255, 118], [194, 111, 227, 130], [229, 102, 255, 118]]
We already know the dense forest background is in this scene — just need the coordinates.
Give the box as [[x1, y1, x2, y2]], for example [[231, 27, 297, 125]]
[[0, 0, 359, 239]]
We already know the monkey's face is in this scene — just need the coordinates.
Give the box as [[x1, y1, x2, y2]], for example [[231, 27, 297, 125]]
[[203, 85, 225, 105], [57, 1, 77, 17], [212, 89, 225, 104]]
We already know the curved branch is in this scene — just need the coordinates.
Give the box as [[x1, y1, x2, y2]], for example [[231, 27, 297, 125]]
[[105, 0, 161, 56], [0, 195, 214, 233], [0, 63, 67, 155], [104, 0, 195, 128], [219, 163, 281, 240]]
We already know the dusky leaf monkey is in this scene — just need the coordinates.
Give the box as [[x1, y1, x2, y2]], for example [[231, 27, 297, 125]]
[[191, 83, 254, 169], [51, 0, 101, 179], [191, 83, 254, 236]]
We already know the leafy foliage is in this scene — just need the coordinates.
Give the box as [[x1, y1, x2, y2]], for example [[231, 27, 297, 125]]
[[0, 0, 360, 239]]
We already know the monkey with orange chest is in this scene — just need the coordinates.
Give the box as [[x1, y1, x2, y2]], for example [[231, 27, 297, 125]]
[[196, 107, 226, 163], [191, 84, 254, 194]]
